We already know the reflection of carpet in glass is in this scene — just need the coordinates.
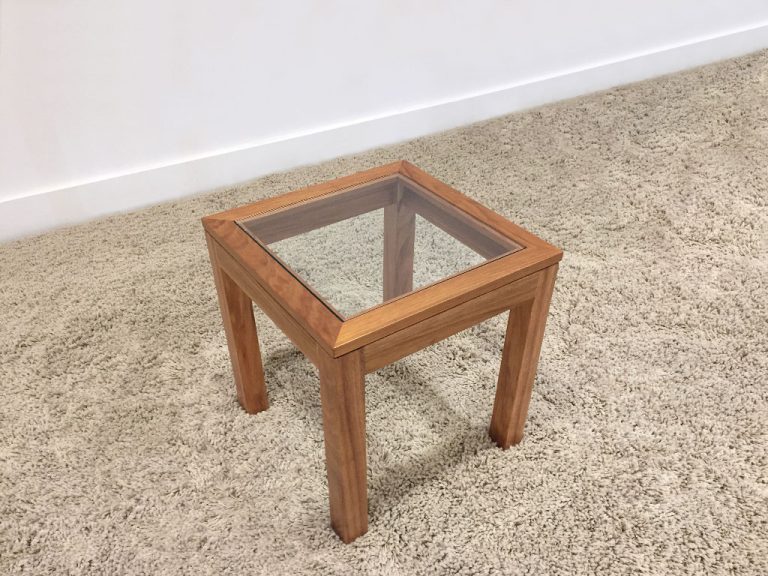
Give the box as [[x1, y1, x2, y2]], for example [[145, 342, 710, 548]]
[[268, 211, 486, 318]]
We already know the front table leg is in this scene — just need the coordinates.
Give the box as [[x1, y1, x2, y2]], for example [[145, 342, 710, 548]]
[[206, 235, 269, 414], [490, 265, 558, 448], [318, 350, 368, 543]]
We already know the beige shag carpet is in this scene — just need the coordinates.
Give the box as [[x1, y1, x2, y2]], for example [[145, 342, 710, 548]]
[[2, 51, 767, 575]]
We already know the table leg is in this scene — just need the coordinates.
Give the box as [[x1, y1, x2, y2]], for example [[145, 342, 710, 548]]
[[206, 235, 269, 414], [490, 265, 558, 448], [383, 184, 416, 300], [318, 351, 368, 543]]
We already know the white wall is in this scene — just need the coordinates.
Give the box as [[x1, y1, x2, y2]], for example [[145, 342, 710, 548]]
[[1, 0, 768, 241]]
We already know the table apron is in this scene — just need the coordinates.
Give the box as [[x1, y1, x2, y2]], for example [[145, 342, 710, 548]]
[[361, 268, 544, 373]]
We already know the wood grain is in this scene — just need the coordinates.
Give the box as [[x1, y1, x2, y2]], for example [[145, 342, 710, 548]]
[[334, 245, 561, 356], [208, 235, 326, 368], [204, 218, 343, 353], [383, 182, 416, 301], [206, 234, 268, 413], [318, 350, 368, 543], [489, 264, 558, 448], [363, 271, 539, 373]]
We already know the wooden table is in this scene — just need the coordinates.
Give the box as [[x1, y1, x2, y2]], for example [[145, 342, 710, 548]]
[[202, 161, 562, 543]]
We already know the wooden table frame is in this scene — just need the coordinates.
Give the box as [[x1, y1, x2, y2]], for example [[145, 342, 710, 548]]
[[202, 161, 562, 543]]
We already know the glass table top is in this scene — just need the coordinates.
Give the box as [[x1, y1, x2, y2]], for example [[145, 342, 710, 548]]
[[237, 174, 523, 319]]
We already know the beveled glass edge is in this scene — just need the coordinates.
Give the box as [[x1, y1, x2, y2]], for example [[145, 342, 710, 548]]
[[233, 222, 347, 321], [235, 174, 400, 225], [398, 177, 524, 256], [234, 172, 529, 321]]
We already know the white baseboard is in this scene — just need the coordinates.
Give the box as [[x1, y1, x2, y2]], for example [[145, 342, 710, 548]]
[[2, 21, 767, 243]]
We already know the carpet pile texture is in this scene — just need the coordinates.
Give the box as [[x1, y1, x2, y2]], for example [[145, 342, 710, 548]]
[[1, 51, 767, 575]]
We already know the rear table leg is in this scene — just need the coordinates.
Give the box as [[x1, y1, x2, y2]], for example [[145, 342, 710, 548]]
[[206, 235, 269, 413], [383, 183, 416, 300]]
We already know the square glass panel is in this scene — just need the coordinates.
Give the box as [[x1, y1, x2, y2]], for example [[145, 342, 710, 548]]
[[237, 174, 523, 319]]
